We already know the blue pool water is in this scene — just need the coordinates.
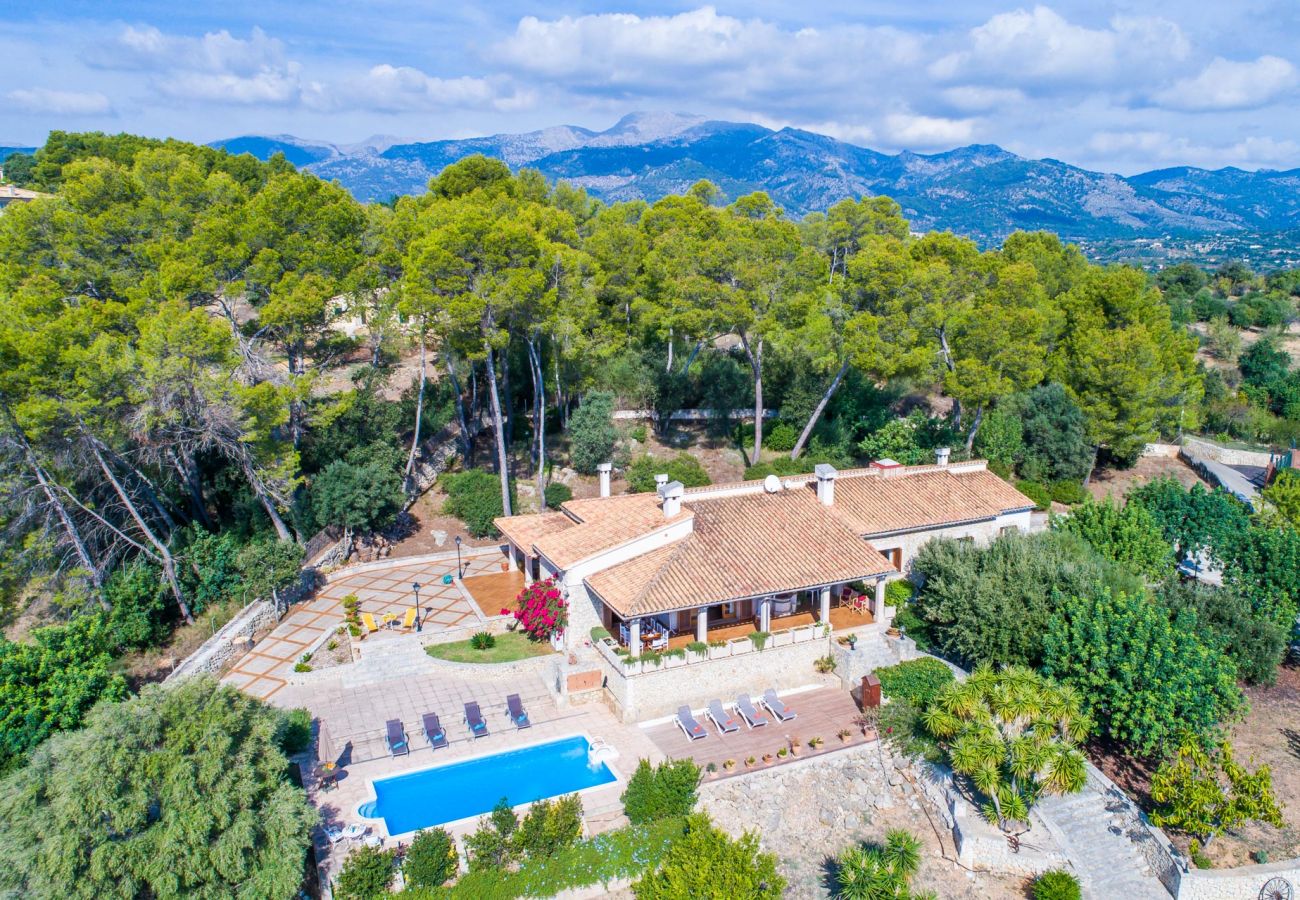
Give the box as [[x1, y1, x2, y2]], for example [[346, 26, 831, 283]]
[[362, 735, 616, 834]]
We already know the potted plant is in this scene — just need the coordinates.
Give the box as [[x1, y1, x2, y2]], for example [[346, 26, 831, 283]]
[[776, 747, 789, 759], [500, 560, 510, 572], [847, 634, 858, 650], [705, 762, 718, 779], [745, 755, 757, 769], [790, 738, 802, 756], [762, 753, 774, 766], [837, 728, 853, 743], [723, 758, 736, 772], [808, 736, 824, 750]]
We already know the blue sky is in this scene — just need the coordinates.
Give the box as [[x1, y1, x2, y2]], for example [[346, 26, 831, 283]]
[[3, 1, 1298, 173]]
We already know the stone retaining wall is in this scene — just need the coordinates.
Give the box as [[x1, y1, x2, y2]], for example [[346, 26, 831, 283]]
[[1174, 857, 1300, 900], [167, 599, 279, 681], [1181, 436, 1274, 467]]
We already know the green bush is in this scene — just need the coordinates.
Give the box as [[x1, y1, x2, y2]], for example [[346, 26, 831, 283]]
[[543, 482, 573, 508], [878, 699, 943, 763], [103, 562, 170, 649], [632, 813, 784, 899], [1052, 497, 1172, 579], [884, 579, 914, 606], [874, 657, 954, 706], [629, 423, 648, 443], [568, 391, 618, 474], [404, 827, 457, 889], [621, 759, 701, 824], [466, 798, 520, 872], [625, 453, 711, 493], [764, 420, 799, 452], [312, 456, 404, 534], [973, 407, 1023, 471], [1016, 480, 1051, 510], [684, 641, 708, 654], [1033, 869, 1082, 900], [335, 844, 396, 899], [470, 632, 497, 650], [1048, 480, 1088, 506], [513, 794, 583, 861], [441, 469, 515, 537], [275, 708, 313, 755], [749, 630, 769, 650], [590, 627, 611, 643]]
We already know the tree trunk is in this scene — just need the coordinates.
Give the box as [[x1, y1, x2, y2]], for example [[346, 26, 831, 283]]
[[404, 327, 428, 487], [91, 442, 193, 624], [666, 327, 674, 373], [790, 359, 850, 460], [4, 406, 106, 607], [485, 341, 513, 516], [741, 334, 764, 467], [239, 455, 294, 542], [938, 327, 961, 431], [501, 343, 514, 450], [445, 353, 471, 463], [680, 340, 705, 375], [171, 449, 213, 528], [527, 337, 546, 510], [964, 405, 984, 454], [1084, 446, 1099, 486]]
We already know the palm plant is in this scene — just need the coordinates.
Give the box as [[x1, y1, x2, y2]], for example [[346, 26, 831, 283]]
[[835, 829, 935, 899], [922, 665, 1090, 831]]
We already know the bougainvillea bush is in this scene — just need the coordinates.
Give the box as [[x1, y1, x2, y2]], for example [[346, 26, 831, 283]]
[[514, 578, 567, 641]]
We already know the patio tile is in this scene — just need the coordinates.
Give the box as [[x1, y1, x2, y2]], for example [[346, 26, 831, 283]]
[[236, 654, 280, 675]]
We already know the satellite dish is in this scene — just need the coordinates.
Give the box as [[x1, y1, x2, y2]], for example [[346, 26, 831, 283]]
[[763, 474, 782, 494]]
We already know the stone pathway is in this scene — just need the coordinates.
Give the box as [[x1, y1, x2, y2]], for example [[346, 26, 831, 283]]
[[1035, 773, 1172, 900], [222, 546, 507, 700]]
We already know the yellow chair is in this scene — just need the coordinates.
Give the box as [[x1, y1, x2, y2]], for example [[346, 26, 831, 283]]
[[360, 612, 379, 634], [401, 608, 417, 631]]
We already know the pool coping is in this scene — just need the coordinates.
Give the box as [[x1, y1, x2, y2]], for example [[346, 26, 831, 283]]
[[355, 731, 623, 839]]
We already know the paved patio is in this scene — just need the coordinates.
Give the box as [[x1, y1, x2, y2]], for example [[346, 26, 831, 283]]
[[643, 686, 871, 773], [222, 546, 508, 700]]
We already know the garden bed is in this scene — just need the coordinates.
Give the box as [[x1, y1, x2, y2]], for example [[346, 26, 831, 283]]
[[424, 631, 556, 664]]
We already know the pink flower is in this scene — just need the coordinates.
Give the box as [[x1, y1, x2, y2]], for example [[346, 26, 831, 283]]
[[499, 608, 510, 616]]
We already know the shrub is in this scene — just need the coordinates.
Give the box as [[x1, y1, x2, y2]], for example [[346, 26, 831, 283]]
[[1016, 479, 1051, 510], [874, 657, 954, 706], [470, 631, 497, 650], [884, 579, 914, 606], [1150, 735, 1284, 842], [590, 626, 611, 643], [621, 759, 700, 824], [404, 827, 457, 889], [512, 578, 566, 641], [466, 798, 520, 872], [629, 423, 648, 444], [814, 655, 837, 673], [441, 469, 515, 538], [749, 630, 769, 650], [543, 481, 573, 508], [625, 453, 711, 493], [1052, 497, 1172, 579], [293, 662, 312, 672], [764, 420, 799, 452], [1157, 580, 1287, 685], [274, 708, 313, 758], [568, 391, 618, 474], [312, 457, 404, 535], [335, 844, 396, 899], [877, 700, 943, 763], [1033, 869, 1082, 900], [632, 813, 784, 899], [514, 794, 583, 861], [1048, 480, 1088, 506], [103, 563, 170, 648], [684, 641, 707, 655], [835, 829, 924, 900], [1007, 384, 1093, 484], [973, 407, 1023, 471]]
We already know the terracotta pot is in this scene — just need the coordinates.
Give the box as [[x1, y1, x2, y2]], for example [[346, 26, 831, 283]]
[[500, 562, 510, 572]]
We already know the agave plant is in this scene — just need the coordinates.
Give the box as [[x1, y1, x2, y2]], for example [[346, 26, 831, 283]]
[[922, 664, 1091, 831]]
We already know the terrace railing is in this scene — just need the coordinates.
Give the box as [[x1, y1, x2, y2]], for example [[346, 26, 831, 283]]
[[594, 620, 829, 677]]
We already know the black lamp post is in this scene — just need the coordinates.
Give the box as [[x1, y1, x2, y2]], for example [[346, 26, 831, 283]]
[[455, 535, 464, 579], [412, 582, 421, 631]]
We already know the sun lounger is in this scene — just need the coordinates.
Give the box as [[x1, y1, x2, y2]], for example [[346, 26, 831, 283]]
[[401, 608, 417, 631], [736, 694, 769, 728], [384, 719, 409, 756], [464, 702, 488, 738], [675, 706, 707, 741], [505, 694, 531, 729], [360, 612, 379, 634], [760, 689, 796, 722], [707, 699, 741, 734], [422, 712, 448, 749]]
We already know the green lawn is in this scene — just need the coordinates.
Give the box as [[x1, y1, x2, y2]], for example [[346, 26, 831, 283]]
[[424, 631, 556, 663]]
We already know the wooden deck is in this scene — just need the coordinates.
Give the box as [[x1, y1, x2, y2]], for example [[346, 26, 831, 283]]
[[643, 687, 876, 774], [461, 569, 526, 618], [662, 606, 872, 650]]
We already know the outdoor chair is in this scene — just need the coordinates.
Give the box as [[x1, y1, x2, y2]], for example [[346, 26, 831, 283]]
[[422, 712, 448, 749], [360, 612, 379, 634], [706, 699, 741, 734], [760, 689, 797, 722], [464, 702, 489, 738], [675, 706, 707, 741], [736, 694, 770, 728], [384, 719, 409, 756], [401, 608, 417, 631], [505, 694, 531, 729]]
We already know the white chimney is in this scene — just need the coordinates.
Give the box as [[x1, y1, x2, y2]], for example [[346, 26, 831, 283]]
[[814, 463, 837, 506], [658, 480, 684, 517], [597, 462, 612, 498], [935, 447, 951, 466], [654, 473, 669, 491]]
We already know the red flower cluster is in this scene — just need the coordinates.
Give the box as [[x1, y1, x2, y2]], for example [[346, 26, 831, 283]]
[[513, 577, 567, 641]]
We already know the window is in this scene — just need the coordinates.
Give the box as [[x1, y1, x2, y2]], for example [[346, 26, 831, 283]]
[[881, 547, 903, 570], [1000, 525, 1018, 536]]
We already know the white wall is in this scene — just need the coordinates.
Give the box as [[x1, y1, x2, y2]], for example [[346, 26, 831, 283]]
[[868, 510, 1035, 578]]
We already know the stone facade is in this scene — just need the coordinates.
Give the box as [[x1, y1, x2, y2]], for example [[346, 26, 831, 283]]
[[871, 508, 1033, 580], [1174, 859, 1300, 900], [167, 599, 279, 681]]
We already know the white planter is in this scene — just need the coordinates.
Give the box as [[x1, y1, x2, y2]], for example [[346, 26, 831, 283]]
[[729, 638, 752, 655], [664, 654, 685, 669], [709, 644, 731, 660], [770, 630, 793, 648]]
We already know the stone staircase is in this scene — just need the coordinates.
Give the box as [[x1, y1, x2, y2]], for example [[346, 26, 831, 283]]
[[1035, 776, 1172, 900]]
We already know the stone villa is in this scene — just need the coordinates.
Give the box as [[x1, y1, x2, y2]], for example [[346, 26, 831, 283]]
[[496, 454, 1038, 719]]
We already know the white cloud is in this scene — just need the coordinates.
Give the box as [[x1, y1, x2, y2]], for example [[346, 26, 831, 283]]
[[882, 113, 976, 148], [933, 6, 1188, 89], [315, 65, 502, 113], [85, 25, 286, 76], [6, 87, 111, 115], [939, 86, 1025, 113], [1088, 130, 1300, 169], [1154, 56, 1297, 111]]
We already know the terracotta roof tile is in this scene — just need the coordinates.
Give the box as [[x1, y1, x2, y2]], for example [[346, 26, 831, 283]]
[[585, 486, 895, 617], [493, 512, 574, 555], [529, 494, 692, 569], [829, 467, 1035, 536]]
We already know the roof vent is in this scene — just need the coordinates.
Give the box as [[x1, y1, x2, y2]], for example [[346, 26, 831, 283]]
[[935, 447, 951, 466], [658, 480, 685, 517], [763, 474, 782, 494]]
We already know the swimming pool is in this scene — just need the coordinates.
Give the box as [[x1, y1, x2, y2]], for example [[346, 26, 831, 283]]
[[359, 735, 617, 834]]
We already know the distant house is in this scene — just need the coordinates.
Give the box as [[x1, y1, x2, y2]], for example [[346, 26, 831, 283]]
[[0, 183, 50, 210], [495, 455, 1038, 719]]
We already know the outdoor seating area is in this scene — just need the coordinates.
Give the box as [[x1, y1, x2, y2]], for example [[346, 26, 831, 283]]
[[645, 686, 873, 775]]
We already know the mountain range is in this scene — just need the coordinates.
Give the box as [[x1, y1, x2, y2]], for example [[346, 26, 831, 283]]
[[213, 113, 1300, 242]]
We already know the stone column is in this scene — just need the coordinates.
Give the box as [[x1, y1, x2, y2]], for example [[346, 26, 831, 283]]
[[629, 618, 641, 658], [522, 551, 534, 586], [759, 598, 771, 632], [696, 606, 708, 643], [874, 578, 886, 617], [820, 586, 831, 625]]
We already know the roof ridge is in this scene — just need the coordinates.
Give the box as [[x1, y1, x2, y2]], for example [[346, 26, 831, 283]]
[[628, 537, 694, 615]]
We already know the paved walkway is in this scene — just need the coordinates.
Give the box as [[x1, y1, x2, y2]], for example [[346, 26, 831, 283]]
[[1035, 770, 1172, 900], [222, 547, 509, 700]]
